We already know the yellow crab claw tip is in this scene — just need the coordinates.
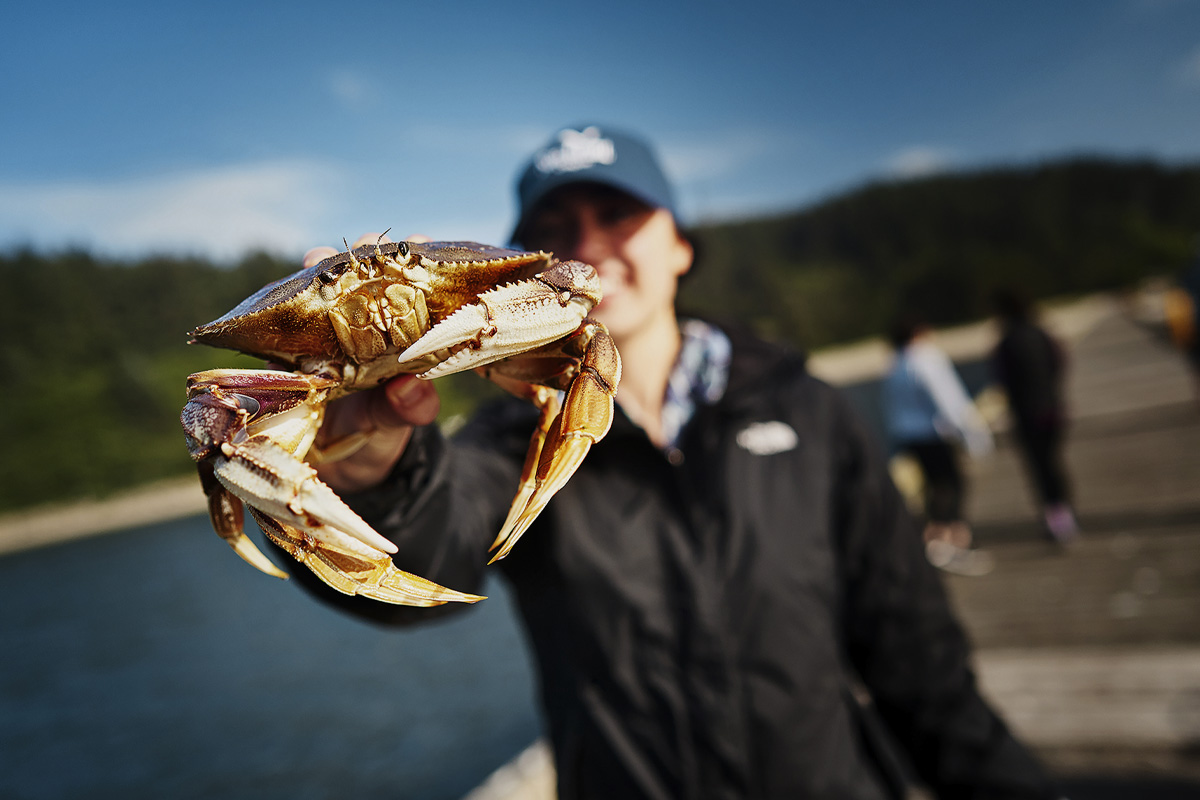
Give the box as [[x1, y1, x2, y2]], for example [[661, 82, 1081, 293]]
[[491, 484, 538, 553], [489, 516, 537, 564], [489, 491, 542, 563], [359, 583, 487, 607], [489, 430, 597, 564], [227, 532, 290, 580], [248, 507, 484, 607], [363, 569, 487, 606]]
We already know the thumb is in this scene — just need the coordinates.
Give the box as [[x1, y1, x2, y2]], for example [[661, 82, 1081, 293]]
[[372, 374, 441, 429]]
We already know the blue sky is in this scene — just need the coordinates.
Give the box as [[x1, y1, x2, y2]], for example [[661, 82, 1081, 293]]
[[2, 0, 1198, 262]]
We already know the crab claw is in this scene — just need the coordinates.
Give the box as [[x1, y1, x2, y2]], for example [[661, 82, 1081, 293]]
[[182, 368, 482, 607], [196, 461, 289, 580], [248, 510, 485, 606], [397, 260, 602, 379], [212, 437, 398, 554], [485, 320, 621, 563], [210, 431, 482, 606]]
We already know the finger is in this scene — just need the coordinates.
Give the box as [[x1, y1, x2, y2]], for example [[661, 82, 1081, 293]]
[[351, 232, 394, 248], [405, 233, 432, 243], [305, 232, 398, 270], [375, 375, 440, 428], [303, 246, 339, 269]]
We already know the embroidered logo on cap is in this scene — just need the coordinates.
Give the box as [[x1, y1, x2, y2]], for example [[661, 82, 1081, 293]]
[[534, 126, 616, 174], [736, 421, 799, 456]]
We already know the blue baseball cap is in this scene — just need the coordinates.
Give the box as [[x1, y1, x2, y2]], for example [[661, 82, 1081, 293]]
[[510, 124, 677, 247]]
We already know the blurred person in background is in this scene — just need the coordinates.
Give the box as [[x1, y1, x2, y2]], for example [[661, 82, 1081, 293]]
[[991, 288, 1079, 544], [883, 316, 996, 576], [292, 125, 1055, 799]]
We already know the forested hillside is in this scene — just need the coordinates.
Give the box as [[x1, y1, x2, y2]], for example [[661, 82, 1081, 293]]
[[680, 158, 1200, 347], [3, 157, 1197, 511], [0, 249, 495, 510], [1, 251, 291, 509]]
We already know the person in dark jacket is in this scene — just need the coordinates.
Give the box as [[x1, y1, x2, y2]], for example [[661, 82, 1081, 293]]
[[991, 288, 1079, 543], [294, 125, 1058, 799]]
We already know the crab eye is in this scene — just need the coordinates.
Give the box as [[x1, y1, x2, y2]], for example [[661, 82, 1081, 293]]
[[396, 241, 409, 257], [318, 270, 337, 285]]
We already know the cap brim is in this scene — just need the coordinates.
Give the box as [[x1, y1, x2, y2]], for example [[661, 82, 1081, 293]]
[[510, 173, 671, 248]]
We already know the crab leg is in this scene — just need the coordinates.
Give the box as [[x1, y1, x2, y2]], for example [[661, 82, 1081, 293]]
[[481, 320, 621, 562], [481, 386, 562, 554]]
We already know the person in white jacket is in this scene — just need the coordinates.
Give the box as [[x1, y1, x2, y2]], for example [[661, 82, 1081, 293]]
[[883, 316, 994, 576]]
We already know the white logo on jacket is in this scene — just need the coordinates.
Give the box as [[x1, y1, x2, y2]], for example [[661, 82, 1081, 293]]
[[736, 421, 798, 455]]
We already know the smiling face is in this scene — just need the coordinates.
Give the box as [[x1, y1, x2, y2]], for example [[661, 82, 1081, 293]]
[[517, 183, 693, 346]]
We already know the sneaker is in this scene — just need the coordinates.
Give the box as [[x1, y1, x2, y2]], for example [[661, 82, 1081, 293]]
[[1043, 504, 1080, 545], [925, 539, 995, 577]]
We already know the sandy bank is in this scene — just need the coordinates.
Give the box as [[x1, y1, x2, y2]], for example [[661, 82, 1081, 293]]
[[0, 477, 207, 556]]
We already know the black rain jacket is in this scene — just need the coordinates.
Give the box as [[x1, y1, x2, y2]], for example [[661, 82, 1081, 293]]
[[292, 323, 1056, 800]]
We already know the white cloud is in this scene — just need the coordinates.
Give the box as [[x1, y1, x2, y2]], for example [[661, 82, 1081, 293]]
[[660, 129, 779, 183], [883, 146, 955, 179], [327, 68, 371, 107], [0, 161, 347, 262], [402, 122, 553, 161], [416, 210, 513, 247]]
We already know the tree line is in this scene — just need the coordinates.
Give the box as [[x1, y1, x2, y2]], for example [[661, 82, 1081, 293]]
[[680, 157, 1200, 347], [3, 156, 1197, 511]]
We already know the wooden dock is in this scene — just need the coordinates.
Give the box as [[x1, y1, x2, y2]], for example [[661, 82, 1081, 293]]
[[951, 303, 1200, 780], [469, 294, 1200, 797]]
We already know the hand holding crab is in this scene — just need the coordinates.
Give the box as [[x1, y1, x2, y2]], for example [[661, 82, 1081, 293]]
[[181, 235, 621, 607]]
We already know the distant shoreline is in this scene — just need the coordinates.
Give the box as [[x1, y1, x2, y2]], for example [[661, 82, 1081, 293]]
[[0, 476, 207, 556], [0, 294, 1122, 557]]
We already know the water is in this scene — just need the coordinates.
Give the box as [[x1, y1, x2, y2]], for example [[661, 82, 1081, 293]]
[[0, 359, 1000, 800], [0, 516, 541, 800]]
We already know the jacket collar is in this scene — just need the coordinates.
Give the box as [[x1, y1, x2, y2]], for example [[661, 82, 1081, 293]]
[[607, 318, 808, 441]]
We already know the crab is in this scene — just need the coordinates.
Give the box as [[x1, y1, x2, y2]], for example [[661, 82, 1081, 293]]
[[181, 240, 620, 607]]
